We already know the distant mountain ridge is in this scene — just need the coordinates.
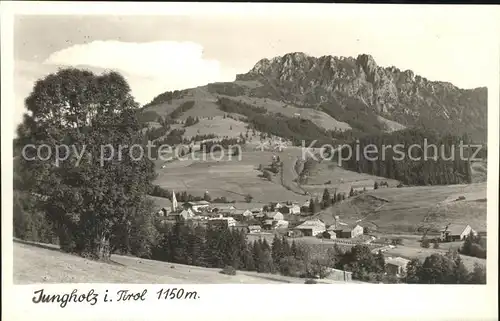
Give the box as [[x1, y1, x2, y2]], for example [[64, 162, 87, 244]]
[[235, 52, 487, 142]]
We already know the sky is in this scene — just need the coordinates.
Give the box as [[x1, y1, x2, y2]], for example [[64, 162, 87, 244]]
[[10, 4, 499, 129]]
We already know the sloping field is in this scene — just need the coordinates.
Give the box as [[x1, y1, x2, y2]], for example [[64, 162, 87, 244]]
[[313, 183, 487, 234], [182, 116, 249, 140], [142, 84, 352, 134], [13, 240, 349, 284], [377, 115, 406, 132], [143, 87, 224, 121], [300, 161, 400, 197], [154, 150, 310, 203], [381, 244, 486, 271], [225, 95, 352, 132]]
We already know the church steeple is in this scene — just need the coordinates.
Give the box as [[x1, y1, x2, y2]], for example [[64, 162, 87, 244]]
[[172, 190, 178, 212]]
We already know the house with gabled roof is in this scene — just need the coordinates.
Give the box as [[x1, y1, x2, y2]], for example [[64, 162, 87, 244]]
[[332, 224, 364, 239], [211, 204, 236, 214], [186, 200, 211, 212], [385, 257, 411, 277], [229, 209, 253, 220], [294, 219, 326, 236], [440, 224, 476, 242], [265, 211, 284, 221]]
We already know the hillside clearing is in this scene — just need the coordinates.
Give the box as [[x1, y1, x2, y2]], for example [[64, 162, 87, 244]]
[[313, 183, 487, 234], [154, 149, 311, 203]]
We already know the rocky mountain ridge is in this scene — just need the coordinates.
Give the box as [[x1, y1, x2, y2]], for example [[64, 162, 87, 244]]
[[236, 52, 487, 141]]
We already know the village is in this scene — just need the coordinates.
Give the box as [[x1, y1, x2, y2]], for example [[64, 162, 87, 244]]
[[152, 189, 481, 281]]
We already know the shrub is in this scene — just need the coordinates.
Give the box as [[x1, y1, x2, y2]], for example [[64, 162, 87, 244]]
[[220, 266, 237, 276], [279, 256, 306, 277], [421, 239, 431, 248], [391, 238, 404, 246], [433, 241, 440, 249], [304, 279, 317, 284]]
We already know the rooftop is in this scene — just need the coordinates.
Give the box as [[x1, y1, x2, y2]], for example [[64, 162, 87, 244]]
[[295, 219, 326, 229], [188, 200, 211, 205], [386, 257, 410, 267], [231, 209, 252, 215], [231, 202, 266, 210], [440, 224, 469, 235]]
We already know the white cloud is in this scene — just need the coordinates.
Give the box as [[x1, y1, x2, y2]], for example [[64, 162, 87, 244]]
[[43, 40, 234, 104]]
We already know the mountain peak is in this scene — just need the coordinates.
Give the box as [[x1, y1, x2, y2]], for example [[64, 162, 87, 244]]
[[232, 51, 486, 141], [356, 53, 379, 82]]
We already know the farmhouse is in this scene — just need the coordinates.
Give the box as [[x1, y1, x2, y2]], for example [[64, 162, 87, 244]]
[[294, 219, 326, 236], [265, 212, 284, 221], [440, 224, 477, 242], [332, 224, 364, 239], [289, 203, 301, 215], [248, 225, 262, 233], [274, 220, 289, 229], [322, 230, 337, 239], [186, 200, 211, 212], [385, 257, 410, 277], [263, 219, 275, 229], [229, 209, 253, 219], [168, 208, 195, 221], [208, 217, 237, 228], [211, 204, 236, 214]]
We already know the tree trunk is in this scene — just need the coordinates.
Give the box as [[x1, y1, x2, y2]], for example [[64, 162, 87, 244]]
[[57, 223, 77, 253], [95, 233, 111, 261]]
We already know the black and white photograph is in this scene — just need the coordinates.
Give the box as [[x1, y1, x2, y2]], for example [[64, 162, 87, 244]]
[[2, 2, 499, 320]]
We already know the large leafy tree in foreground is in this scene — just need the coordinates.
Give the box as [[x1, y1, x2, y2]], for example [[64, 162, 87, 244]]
[[14, 68, 156, 260]]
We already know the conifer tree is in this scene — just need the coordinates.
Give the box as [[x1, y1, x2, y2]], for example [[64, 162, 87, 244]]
[[271, 235, 283, 266], [322, 188, 331, 209], [291, 240, 298, 258], [281, 236, 291, 257]]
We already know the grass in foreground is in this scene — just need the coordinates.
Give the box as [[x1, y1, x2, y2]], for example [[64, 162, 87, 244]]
[[13, 240, 354, 284]]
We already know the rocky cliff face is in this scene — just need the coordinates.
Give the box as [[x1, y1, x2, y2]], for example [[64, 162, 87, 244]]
[[237, 52, 487, 141]]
